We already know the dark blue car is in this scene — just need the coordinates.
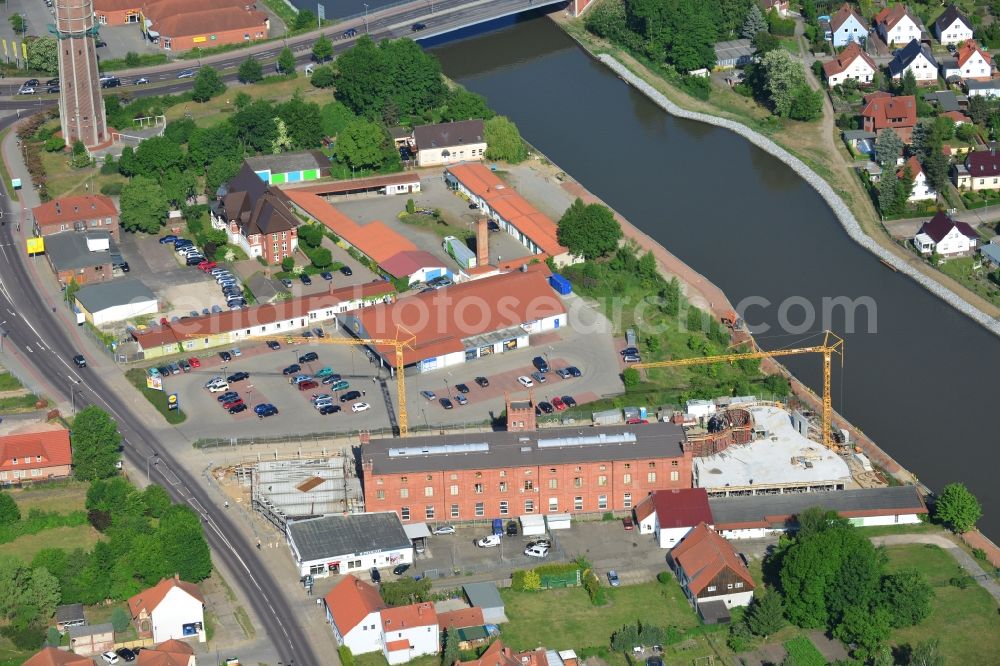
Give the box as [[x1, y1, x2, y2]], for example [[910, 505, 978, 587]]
[[159, 235, 177, 244]]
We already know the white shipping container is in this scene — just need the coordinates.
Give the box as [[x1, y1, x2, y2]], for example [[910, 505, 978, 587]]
[[520, 514, 547, 536]]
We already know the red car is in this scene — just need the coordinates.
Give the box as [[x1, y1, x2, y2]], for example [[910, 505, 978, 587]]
[[222, 398, 244, 410], [551, 396, 567, 411], [298, 380, 319, 391], [623, 517, 634, 530], [188, 357, 201, 368], [198, 260, 218, 271], [626, 418, 649, 425]]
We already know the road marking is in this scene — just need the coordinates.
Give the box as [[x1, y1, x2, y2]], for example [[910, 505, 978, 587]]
[[25, 345, 32, 352]]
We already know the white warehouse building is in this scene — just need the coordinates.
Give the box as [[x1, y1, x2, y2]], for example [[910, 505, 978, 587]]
[[286, 512, 414, 578]]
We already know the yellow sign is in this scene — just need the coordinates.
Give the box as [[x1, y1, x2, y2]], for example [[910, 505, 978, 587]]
[[21, 42, 27, 60], [26, 237, 44, 255], [10, 41, 16, 60], [2, 40, 7, 57], [192, 36, 207, 43], [146, 374, 163, 391]]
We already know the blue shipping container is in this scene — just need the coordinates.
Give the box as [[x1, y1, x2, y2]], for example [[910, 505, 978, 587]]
[[549, 273, 572, 295]]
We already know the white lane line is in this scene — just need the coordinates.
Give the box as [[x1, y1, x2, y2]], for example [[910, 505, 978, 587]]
[[25, 345, 32, 353]]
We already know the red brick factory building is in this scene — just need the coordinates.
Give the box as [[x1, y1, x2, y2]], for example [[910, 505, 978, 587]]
[[94, 0, 268, 51], [361, 422, 693, 523]]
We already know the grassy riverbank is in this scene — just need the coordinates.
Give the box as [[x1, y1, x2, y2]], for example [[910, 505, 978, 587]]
[[554, 10, 1000, 320]]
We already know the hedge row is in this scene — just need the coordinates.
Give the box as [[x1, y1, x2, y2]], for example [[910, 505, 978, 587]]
[[0, 509, 88, 544]]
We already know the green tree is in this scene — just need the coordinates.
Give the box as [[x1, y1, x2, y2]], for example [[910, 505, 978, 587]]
[[745, 590, 784, 637], [192, 66, 225, 102], [788, 84, 822, 121], [188, 123, 240, 167], [142, 485, 172, 519], [309, 247, 333, 269], [160, 169, 195, 208], [441, 627, 460, 666], [922, 150, 950, 196], [8, 14, 26, 35], [877, 165, 898, 216], [134, 136, 185, 177], [230, 99, 278, 153], [934, 482, 982, 533], [26, 37, 58, 75], [881, 568, 932, 628], [298, 224, 324, 248], [281, 257, 295, 272], [71, 406, 121, 481], [835, 605, 892, 660], [71, 140, 91, 169], [557, 198, 623, 260], [277, 47, 296, 75], [442, 88, 494, 122], [874, 128, 903, 168], [118, 146, 136, 177], [905, 639, 944, 666], [310, 65, 336, 88], [484, 116, 527, 163], [320, 101, 359, 137], [22, 567, 60, 626], [158, 506, 212, 582], [238, 57, 263, 84], [163, 118, 196, 145], [335, 118, 391, 170], [293, 9, 316, 31], [741, 3, 766, 38], [956, 122, 978, 142], [120, 176, 169, 234], [110, 606, 130, 632], [752, 30, 781, 55], [278, 94, 324, 149], [0, 493, 19, 526], [761, 49, 806, 117], [899, 68, 917, 96], [205, 156, 241, 194], [312, 35, 333, 62], [622, 367, 640, 387]]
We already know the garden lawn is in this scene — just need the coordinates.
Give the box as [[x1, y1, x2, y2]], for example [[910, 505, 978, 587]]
[[354, 653, 438, 666], [39, 149, 127, 199], [0, 373, 22, 391], [10, 481, 89, 514], [937, 256, 1000, 308], [0, 524, 102, 562], [0, 394, 44, 412], [499, 582, 699, 652], [885, 544, 1000, 664], [125, 368, 187, 424], [164, 76, 333, 127]]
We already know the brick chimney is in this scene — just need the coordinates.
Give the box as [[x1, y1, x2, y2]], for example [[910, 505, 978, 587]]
[[476, 217, 489, 267]]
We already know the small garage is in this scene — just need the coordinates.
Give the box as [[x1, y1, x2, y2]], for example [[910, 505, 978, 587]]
[[403, 522, 431, 553], [546, 513, 572, 530], [519, 514, 546, 536]]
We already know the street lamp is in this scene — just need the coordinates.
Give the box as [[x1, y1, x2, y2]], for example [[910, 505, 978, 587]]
[[68, 378, 81, 415], [146, 452, 159, 483], [363, 3, 369, 33]]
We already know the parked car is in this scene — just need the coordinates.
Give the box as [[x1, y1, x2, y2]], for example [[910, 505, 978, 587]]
[[229, 403, 248, 414], [620, 347, 639, 356], [475, 376, 489, 388], [340, 265, 353, 276], [267, 340, 281, 350], [282, 364, 301, 375], [476, 534, 501, 548], [517, 376, 534, 388], [198, 260, 217, 271], [455, 394, 468, 406], [298, 380, 319, 391], [392, 562, 410, 575], [506, 520, 518, 536], [626, 418, 649, 425], [299, 351, 319, 363], [551, 396, 566, 411], [340, 390, 362, 402], [315, 367, 335, 378], [115, 648, 136, 663], [254, 403, 278, 417], [455, 383, 470, 393], [566, 366, 582, 377], [329, 379, 350, 391], [352, 402, 371, 413], [524, 544, 549, 558], [526, 539, 551, 549], [432, 525, 456, 535], [321, 374, 344, 385], [607, 570, 621, 587], [159, 235, 178, 244], [46, 84, 60, 93], [370, 567, 382, 584], [562, 395, 577, 408], [219, 351, 232, 362], [532, 356, 549, 373], [281, 279, 293, 289], [189, 357, 201, 368], [204, 376, 224, 388], [208, 383, 230, 393], [179, 359, 191, 372], [536, 401, 554, 414], [226, 372, 250, 383], [300, 274, 312, 285], [531, 371, 547, 384], [17, 86, 36, 95], [222, 398, 243, 410], [168, 362, 181, 375], [623, 517, 634, 531], [290, 375, 312, 385], [439, 397, 454, 410], [487, 220, 500, 232], [623, 354, 642, 363], [101, 652, 120, 665], [231, 348, 242, 357], [320, 271, 334, 280], [319, 404, 341, 415], [420, 390, 436, 401]]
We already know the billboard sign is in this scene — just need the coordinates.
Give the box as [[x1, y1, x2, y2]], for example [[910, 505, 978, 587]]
[[146, 375, 163, 391], [26, 237, 44, 256], [167, 392, 179, 410]]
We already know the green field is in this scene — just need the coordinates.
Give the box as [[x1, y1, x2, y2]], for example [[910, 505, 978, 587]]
[[125, 368, 187, 424], [886, 544, 1000, 663], [10, 482, 89, 514], [0, 373, 22, 392], [0, 524, 102, 562]]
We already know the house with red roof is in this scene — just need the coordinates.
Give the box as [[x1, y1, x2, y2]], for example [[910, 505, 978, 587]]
[[913, 211, 979, 256], [634, 488, 713, 548], [32, 195, 119, 240], [954, 147, 1000, 190], [875, 4, 924, 46], [380, 250, 452, 287], [22, 648, 94, 666], [135, 639, 196, 666], [667, 523, 755, 624], [897, 156, 936, 202], [381, 602, 439, 665], [0, 425, 72, 484], [823, 42, 877, 88], [860, 93, 917, 142], [941, 38, 992, 81], [128, 575, 205, 643]]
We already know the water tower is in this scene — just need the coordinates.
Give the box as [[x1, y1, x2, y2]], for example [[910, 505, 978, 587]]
[[53, 0, 108, 149]]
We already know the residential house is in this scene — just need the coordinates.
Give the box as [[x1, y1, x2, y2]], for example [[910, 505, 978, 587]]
[[245, 151, 330, 185], [954, 148, 1000, 190], [463, 582, 506, 624], [898, 156, 936, 201], [634, 488, 714, 548], [437, 608, 489, 650], [379, 250, 452, 287], [413, 120, 486, 167], [923, 90, 965, 112], [32, 195, 119, 240], [941, 39, 992, 81], [966, 78, 1000, 98], [888, 39, 939, 83], [875, 4, 924, 46], [0, 425, 73, 484], [842, 129, 877, 156], [135, 640, 196, 666], [381, 602, 439, 665], [941, 110, 971, 125], [54, 603, 86, 631], [860, 92, 917, 142], [823, 42, 877, 88], [67, 623, 114, 656], [763, 0, 789, 18], [667, 523, 755, 624], [23, 648, 94, 666], [913, 211, 979, 255], [830, 3, 868, 47], [213, 163, 299, 264], [934, 5, 974, 45], [128, 576, 205, 644], [324, 575, 387, 656]]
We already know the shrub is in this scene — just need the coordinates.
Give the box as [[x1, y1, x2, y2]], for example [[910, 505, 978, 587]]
[[43, 136, 65, 152], [1, 623, 45, 651], [657, 571, 672, 585], [281, 257, 295, 272], [338, 645, 354, 666], [949, 575, 973, 589], [582, 569, 606, 606], [110, 607, 130, 632], [973, 547, 988, 561], [100, 182, 124, 196]]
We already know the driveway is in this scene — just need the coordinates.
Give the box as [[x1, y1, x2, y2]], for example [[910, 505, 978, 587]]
[[871, 533, 1000, 603]]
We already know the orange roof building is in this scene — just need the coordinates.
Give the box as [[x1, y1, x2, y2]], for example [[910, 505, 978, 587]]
[[667, 523, 755, 623], [860, 94, 917, 142], [135, 639, 195, 666], [32, 195, 119, 240], [141, 0, 268, 51], [128, 576, 205, 643], [822, 42, 877, 88], [444, 164, 578, 266], [381, 602, 439, 665], [344, 269, 567, 370], [0, 425, 72, 484], [323, 575, 387, 656], [23, 648, 94, 666], [437, 607, 485, 631]]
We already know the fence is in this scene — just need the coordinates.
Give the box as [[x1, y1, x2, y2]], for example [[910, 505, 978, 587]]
[[193, 420, 498, 449]]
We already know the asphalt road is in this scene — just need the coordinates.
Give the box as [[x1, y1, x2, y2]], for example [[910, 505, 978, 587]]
[[0, 121, 318, 665]]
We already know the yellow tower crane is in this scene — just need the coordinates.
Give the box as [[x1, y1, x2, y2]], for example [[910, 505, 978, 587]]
[[633, 331, 844, 448], [264, 328, 416, 437]]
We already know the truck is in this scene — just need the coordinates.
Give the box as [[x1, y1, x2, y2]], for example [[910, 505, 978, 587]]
[[492, 518, 503, 536]]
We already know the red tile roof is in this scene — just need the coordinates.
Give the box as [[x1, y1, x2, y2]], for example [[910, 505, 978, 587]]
[[648, 489, 714, 529], [671, 523, 755, 595], [324, 575, 386, 635], [957, 38, 991, 68], [136, 640, 194, 666], [897, 155, 923, 178], [823, 42, 876, 78], [94, 0, 142, 11], [386, 639, 411, 652], [458, 640, 522, 666], [142, 0, 250, 19], [0, 427, 71, 473], [875, 4, 919, 32], [446, 164, 568, 257], [150, 6, 267, 38], [381, 601, 437, 631], [32, 195, 117, 228], [283, 190, 418, 265], [128, 577, 204, 619], [380, 250, 448, 279], [860, 94, 917, 130], [830, 3, 865, 33], [356, 270, 566, 365], [437, 607, 485, 630], [23, 648, 94, 666], [132, 281, 395, 350]]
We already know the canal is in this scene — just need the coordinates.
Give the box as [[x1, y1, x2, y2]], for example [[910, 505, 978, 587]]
[[428, 15, 1000, 538]]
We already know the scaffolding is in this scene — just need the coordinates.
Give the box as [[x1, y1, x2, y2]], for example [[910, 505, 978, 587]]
[[250, 454, 363, 529]]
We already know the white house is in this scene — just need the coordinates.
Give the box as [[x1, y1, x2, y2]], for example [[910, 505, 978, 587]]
[[830, 3, 868, 48], [634, 488, 714, 548], [823, 42, 877, 88], [913, 212, 980, 256], [413, 120, 486, 167], [933, 5, 974, 46], [876, 4, 923, 46], [324, 576, 387, 656], [380, 602, 439, 665], [74, 277, 158, 326], [888, 39, 939, 83], [941, 39, 992, 81], [127, 576, 205, 644], [286, 512, 414, 578], [667, 523, 755, 624], [898, 156, 936, 202], [966, 79, 1000, 98]]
